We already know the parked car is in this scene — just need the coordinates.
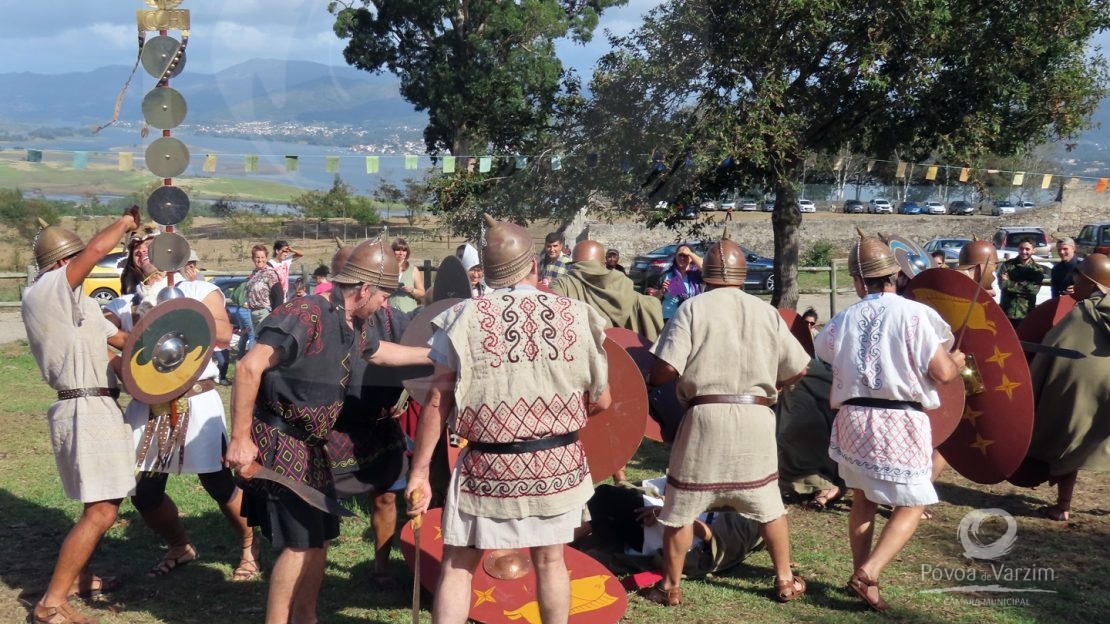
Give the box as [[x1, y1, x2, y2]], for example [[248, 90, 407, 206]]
[[923, 237, 972, 261], [739, 199, 759, 212], [868, 198, 893, 214], [924, 201, 946, 215], [990, 200, 1016, 216], [720, 199, 737, 212], [798, 199, 817, 213], [1017, 200, 1036, 210], [628, 241, 775, 293], [843, 199, 865, 214], [677, 204, 699, 220], [898, 201, 922, 215], [82, 249, 127, 306], [992, 226, 1051, 259], [760, 197, 777, 212], [1075, 222, 1110, 257], [948, 200, 974, 216]]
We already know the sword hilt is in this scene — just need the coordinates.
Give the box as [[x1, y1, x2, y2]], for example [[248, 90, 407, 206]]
[[410, 490, 423, 530]]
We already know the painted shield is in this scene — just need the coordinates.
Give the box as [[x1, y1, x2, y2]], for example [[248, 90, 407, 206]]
[[883, 234, 930, 278], [579, 338, 647, 483], [122, 297, 215, 404], [927, 378, 965, 448], [603, 328, 662, 442], [1015, 296, 1077, 364], [433, 255, 472, 302], [904, 269, 1035, 484], [778, 308, 815, 358], [399, 508, 628, 624]]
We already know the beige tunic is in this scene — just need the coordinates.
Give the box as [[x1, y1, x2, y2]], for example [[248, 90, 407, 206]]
[[651, 288, 810, 524], [22, 268, 135, 502]]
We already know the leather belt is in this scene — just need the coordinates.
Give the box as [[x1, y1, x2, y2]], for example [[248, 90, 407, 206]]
[[843, 397, 924, 412], [57, 387, 120, 401], [689, 394, 772, 407], [255, 411, 325, 446], [467, 431, 579, 454]]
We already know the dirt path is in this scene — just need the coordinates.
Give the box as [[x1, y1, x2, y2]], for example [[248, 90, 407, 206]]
[[0, 309, 24, 345]]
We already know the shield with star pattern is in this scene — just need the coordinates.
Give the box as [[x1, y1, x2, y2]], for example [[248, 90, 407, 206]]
[[399, 507, 628, 624], [904, 268, 1035, 484]]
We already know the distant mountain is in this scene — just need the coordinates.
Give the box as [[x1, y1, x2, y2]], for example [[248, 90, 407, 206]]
[[0, 59, 423, 127]]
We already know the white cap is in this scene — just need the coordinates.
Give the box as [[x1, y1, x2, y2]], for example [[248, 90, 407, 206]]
[[460, 243, 480, 271], [186, 249, 201, 265]]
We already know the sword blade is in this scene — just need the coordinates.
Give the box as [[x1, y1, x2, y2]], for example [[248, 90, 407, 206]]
[[410, 491, 423, 624], [239, 462, 355, 517], [1020, 340, 1085, 359]]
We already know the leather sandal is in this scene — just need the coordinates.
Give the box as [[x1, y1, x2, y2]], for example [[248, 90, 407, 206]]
[[847, 568, 890, 612], [31, 600, 99, 624], [231, 540, 261, 582], [803, 487, 842, 511], [147, 544, 198, 578], [67, 575, 121, 599], [638, 581, 682, 606], [775, 575, 806, 602]]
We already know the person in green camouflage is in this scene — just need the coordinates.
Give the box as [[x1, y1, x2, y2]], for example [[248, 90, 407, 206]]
[[998, 238, 1045, 328]]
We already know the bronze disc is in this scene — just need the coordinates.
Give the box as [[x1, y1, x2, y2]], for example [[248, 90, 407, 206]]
[[141, 35, 187, 79], [482, 550, 533, 580], [148, 232, 191, 272], [147, 185, 190, 226], [145, 137, 190, 178], [141, 87, 187, 129]]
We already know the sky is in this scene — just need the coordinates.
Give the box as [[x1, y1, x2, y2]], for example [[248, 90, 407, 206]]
[[0, 0, 662, 76]]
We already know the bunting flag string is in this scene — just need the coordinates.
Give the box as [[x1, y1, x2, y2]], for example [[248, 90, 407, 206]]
[[12, 146, 1110, 192]]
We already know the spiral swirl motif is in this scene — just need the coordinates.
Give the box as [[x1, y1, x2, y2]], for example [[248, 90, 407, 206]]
[[958, 508, 1017, 560]]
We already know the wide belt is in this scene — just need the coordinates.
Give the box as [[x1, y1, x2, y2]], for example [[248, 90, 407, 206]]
[[689, 394, 772, 407], [466, 431, 579, 454], [843, 397, 924, 412], [149, 379, 217, 416], [255, 410, 325, 446], [57, 387, 120, 401]]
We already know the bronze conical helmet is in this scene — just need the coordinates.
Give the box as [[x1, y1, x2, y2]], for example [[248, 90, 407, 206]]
[[481, 214, 534, 288], [33, 219, 85, 271], [848, 227, 899, 278], [957, 238, 997, 269], [333, 238, 399, 289], [703, 227, 747, 286], [1078, 253, 1110, 290]]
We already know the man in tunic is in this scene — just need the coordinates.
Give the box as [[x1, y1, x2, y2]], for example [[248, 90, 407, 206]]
[[998, 237, 1046, 328], [1020, 253, 1110, 521], [405, 214, 612, 624], [645, 233, 811, 606], [550, 239, 664, 341], [225, 239, 431, 624], [23, 207, 140, 624], [815, 232, 964, 612]]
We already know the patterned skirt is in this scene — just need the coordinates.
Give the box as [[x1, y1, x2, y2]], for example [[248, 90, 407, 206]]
[[829, 405, 937, 507]]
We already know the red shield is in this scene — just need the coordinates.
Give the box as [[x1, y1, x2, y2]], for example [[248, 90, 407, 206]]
[[580, 338, 647, 483], [1015, 296, 1077, 364], [603, 328, 662, 442], [927, 378, 965, 448], [399, 508, 628, 624], [778, 308, 815, 358], [904, 269, 1034, 484]]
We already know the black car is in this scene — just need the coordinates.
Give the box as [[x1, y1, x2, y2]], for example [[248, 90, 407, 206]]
[[948, 200, 974, 216], [843, 199, 865, 213], [628, 242, 775, 293]]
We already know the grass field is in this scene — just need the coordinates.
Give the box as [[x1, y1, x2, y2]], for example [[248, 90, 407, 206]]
[[1, 339, 1107, 624]]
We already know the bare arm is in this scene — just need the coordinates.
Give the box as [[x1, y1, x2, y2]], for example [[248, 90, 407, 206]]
[[201, 289, 233, 348], [64, 206, 139, 289], [778, 366, 808, 390], [928, 346, 965, 384], [224, 343, 283, 470], [366, 342, 432, 367], [406, 266, 426, 301], [588, 385, 612, 415], [405, 365, 456, 515]]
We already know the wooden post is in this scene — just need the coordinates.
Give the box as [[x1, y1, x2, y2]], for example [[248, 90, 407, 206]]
[[421, 259, 433, 289]]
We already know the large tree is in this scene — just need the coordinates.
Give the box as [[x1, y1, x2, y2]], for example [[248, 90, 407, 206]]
[[574, 0, 1110, 307]]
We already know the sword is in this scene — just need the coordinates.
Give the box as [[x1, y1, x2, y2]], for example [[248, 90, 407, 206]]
[[1020, 341, 1084, 359], [237, 461, 355, 517], [410, 490, 423, 624]]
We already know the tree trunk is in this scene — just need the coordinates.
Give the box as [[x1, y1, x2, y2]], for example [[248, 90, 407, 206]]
[[771, 176, 803, 309]]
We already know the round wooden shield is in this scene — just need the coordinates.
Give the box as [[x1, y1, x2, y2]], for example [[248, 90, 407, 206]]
[[122, 297, 215, 404], [580, 338, 647, 483], [884, 234, 929, 278], [603, 328, 662, 442], [1015, 296, 1077, 364], [148, 232, 191, 272], [904, 269, 1035, 484], [433, 255, 472, 302], [145, 137, 190, 178], [141, 87, 187, 130], [146, 185, 190, 226], [141, 35, 187, 79], [399, 508, 628, 624], [927, 377, 965, 448], [401, 298, 464, 405], [778, 308, 815, 358]]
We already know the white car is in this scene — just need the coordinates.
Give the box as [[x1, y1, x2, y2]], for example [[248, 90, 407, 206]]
[[868, 198, 893, 214], [739, 199, 758, 212], [925, 201, 946, 215], [1017, 201, 1036, 210], [798, 199, 817, 213]]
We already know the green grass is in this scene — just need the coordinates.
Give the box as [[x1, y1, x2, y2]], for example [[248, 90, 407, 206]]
[[1, 341, 1105, 623]]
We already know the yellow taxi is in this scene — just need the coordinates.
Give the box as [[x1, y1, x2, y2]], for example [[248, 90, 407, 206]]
[[82, 248, 127, 306]]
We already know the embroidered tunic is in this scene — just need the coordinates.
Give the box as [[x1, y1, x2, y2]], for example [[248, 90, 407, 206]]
[[430, 288, 609, 519]]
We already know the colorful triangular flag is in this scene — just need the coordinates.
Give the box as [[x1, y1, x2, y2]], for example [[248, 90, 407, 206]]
[[405, 154, 418, 170], [26, 149, 42, 163], [895, 161, 907, 179], [1041, 174, 1052, 190], [285, 155, 299, 172], [73, 151, 88, 169], [203, 154, 217, 173], [1097, 178, 1107, 193], [245, 155, 259, 173], [479, 157, 491, 173], [442, 156, 456, 173], [551, 155, 562, 171], [515, 156, 528, 169], [325, 155, 340, 173], [925, 165, 938, 181], [118, 152, 133, 171], [1012, 172, 1025, 186], [365, 156, 380, 174], [959, 167, 970, 182]]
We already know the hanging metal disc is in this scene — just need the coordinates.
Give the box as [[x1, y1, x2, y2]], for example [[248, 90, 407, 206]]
[[147, 186, 191, 226], [142, 87, 188, 129], [145, 137, 190, 178], [148, 232, 191, 272], [141, 35, 187, 79]]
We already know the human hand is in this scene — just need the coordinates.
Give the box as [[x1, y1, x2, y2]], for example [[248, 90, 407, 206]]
[[122, 205, 141, 231], [635, 506, 660, 527], [950, 349, 967, 371], [224, 436, 259, 472], [405, 477, 432, 517]]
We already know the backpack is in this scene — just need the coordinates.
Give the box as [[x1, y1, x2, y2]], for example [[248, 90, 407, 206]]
[[228, 279, 248, 306]]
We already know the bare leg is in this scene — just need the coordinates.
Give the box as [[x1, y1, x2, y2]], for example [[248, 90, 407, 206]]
[[217, 489, 258, 577], [371, 491, 398, 575], [759, 515, 795, 583], [930, 450, 948, 482], [847, 489, 878, 571], [661, 523, 693, 591], [432, 545, 484, 624], [531, 544, 571, 624], [40, 500, 121, 608], [1043, 471, 1078, 521], [140, 495, 190, 550], [266, 547, 309, 624], [289, 543, 329, 624], [858, 506, 924, 581]]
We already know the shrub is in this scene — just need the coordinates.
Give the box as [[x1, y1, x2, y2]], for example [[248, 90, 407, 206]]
[[802, 240, 835, 267]]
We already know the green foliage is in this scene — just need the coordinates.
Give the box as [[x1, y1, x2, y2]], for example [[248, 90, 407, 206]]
[[0, 188, 59, 239], [292, 175, 380, 226], [802, 241, 836, 268]]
